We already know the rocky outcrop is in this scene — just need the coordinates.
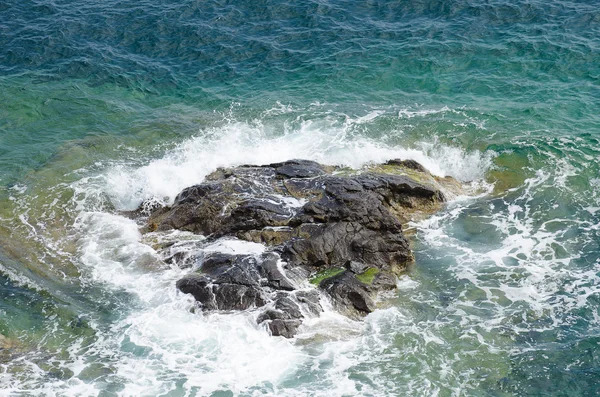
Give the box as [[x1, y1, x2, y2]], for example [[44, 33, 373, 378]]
[[138, 159, 460, 337]]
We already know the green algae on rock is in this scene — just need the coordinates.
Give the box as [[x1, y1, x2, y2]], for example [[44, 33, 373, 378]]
[[355, 268, 380, 285], [309, 267, 345, 286]]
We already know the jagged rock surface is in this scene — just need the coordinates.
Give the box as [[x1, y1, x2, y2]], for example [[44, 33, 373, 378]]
[[140, 159, 460, 337]]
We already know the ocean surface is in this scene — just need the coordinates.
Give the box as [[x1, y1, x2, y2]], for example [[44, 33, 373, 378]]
[[1, 0, 600, 395]]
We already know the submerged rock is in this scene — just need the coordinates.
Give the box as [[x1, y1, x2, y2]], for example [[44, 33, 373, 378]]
[[139, 159, 460, 337]]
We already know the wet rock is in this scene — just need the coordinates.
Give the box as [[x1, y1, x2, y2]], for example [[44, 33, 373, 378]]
[[175, 252, 297, 311], [264, 317, 303, 338], [320, 271, 376, 317], [258, 254, 296, 291], [370, 271, 398, 290], [256, 291, 321, 337], [176, 274, 267, 311], [164, 250, 201, 269], [139, 159, 460, 337], [345, 260, 369, 274], [271, 159, 328, 179], [282, 221, 412, 274], [385, 158, 428, 173], [295, 290, 322, 316]]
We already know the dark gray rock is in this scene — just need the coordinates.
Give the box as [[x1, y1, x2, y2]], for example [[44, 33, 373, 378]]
[[271, 159, 328, 179], [258, 254, 295, 291], [282, 221, 411, 273], [295, 290, 323, 316], [385, 158, 429, 173], [320, 271, 376, 317], [266, 319, 303, 338], [255, 291, 322, 337], [139, 159, 459, 337], [176, 275, 267, 311]]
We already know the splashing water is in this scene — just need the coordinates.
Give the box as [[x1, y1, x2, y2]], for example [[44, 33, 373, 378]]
[[2, 0, 600, 395]]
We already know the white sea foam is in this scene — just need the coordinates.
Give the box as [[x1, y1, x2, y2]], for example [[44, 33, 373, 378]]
[[201, 238, 266, 256], [0, 262, 44, 292], [99, 118, 491, 211], [414, 155, 600, 338], [398, 106, 453, 119], [66, 211, 304, 396]]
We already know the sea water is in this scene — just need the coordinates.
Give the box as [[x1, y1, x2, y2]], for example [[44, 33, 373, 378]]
[[1, 0, 599, 395]]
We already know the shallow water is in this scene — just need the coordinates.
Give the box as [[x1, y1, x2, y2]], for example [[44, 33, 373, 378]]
[[1, 0, 600, 395]]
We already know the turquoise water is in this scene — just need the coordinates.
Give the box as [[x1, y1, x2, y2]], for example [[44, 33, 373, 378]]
[[1, 0, 600, 395]]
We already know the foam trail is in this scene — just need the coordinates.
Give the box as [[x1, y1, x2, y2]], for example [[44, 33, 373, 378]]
[[100, 119, 492, 210]]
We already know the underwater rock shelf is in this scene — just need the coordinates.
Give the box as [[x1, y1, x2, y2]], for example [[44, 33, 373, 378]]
[[134, 159, 462, 337]]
